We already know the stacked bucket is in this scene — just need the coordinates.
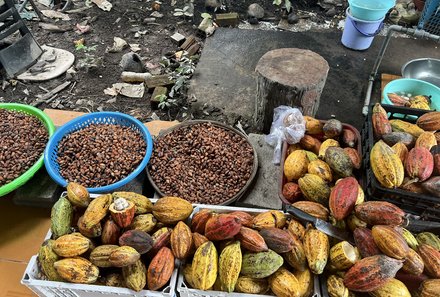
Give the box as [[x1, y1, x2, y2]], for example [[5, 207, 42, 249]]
[[342, 0, 396, 50]]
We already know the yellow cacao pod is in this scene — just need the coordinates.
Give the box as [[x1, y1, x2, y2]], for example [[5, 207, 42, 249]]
[[129, 213, 157, 233], [192, 241, 218, 290], [304, 116, 324, 134], [401, 228, 419, 250], [294, 268, 313, 297], [105, 273, 123, 287], [308, 159, 333, 182], [54, 257, 99, 284], [183, 264, 196, 288], [390, 119, 425, 138], [82, 194, 112, 229], [298, 173, 331, 206], [284, 150, 309, 181], [287, 218, 306, 240], [252, 210, 286, 230], [330, 241, 359, 270], [109, 246, 141, 267], [356, 186, 365, 205], [319, 139, 340, 159], [219, 241, 241, 293], [38, 240, 63, 281], [89, 244, 119, 267], [370, 140, 404, 188], [303, 226, 329, 274], [369, 278, 411, 297], [306, 151, 319, 162], [416, 132, 437, 150], [419, 279, 440, 297], [152, 196, 193, 224], [268, 267, 300, 297], [327, 275, 349, 297], [52, 233, 90, 257], [66, 182, 90, 207], [392, 142, 409, 164], [113, 191, 153, 214], [235, 276, 269, 294], [122, 259, 146, 292]]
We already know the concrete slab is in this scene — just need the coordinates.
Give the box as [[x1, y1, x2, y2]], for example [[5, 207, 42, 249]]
[[236, 133, 282, 210], [189, 28, 440, 130]]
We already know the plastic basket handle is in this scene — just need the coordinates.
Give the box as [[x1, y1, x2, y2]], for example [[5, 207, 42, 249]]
[[349, 17, 384, 37]]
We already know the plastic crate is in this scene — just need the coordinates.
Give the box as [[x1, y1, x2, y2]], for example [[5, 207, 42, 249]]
[[279, 121, 363, 205], [418, 0, 440, 35], [177, 204, 322, 297], [21, 194, 178, 297], [362, 104, 440, 221]]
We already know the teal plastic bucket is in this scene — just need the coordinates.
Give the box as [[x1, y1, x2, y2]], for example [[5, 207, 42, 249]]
[[349, 0, 395, 21], [341, 9, 384, 50]]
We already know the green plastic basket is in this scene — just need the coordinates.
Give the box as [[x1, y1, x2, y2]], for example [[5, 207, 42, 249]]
[[0, 103, 55, 197]]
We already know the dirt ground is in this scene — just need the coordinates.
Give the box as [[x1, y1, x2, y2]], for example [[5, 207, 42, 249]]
[[0, 0, 344, 122]]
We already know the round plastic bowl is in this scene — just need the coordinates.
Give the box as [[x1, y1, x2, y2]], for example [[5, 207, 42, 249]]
[[44, 112, 153, 193], [382, 78, 440, 110], [348, 0, 395, 21], [0, 103, 56, 197]]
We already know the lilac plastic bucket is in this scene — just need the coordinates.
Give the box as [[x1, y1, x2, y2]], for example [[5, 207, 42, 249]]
[[341, 8, 384, 50]]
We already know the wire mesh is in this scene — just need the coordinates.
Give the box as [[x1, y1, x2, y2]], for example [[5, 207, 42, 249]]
[[418, 0, 440, 35]]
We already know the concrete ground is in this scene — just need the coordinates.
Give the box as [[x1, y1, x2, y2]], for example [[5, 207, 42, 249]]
[[189, 28, 440, 131]]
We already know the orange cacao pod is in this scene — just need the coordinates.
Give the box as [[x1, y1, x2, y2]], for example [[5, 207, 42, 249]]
[[101, 218, 121, 245], [416, 132, 437, 150], [205, 214, 241, 241], [236, 226, 268, 252], [192, 232, 209, 249], [191, 209, 214, 234], [171, 221, 193, 260], [228, 211, 254, 228], [329, 177, 359, 220], [372, 225, 409, 260], [405, 147, 434, 182], [344, 147, 361, 170], [109, 199, 136, 228], [259, 227, 294, 254], [300, 134, 321, 155], [418, 244, 440, 278], [147, 247, 175, 290], [416, 111, 440, 131]]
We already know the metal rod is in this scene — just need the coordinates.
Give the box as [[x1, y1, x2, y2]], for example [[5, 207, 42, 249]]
[[363, 26, 440, 115]]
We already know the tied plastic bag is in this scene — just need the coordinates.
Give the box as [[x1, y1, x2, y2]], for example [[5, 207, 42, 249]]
[[265, 106, 305, 164]]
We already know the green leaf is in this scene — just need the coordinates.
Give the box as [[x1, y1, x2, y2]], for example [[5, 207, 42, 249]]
[[273, 0, 282, 5], [285, 0, 292, 12], [201, 12, 211, 19]]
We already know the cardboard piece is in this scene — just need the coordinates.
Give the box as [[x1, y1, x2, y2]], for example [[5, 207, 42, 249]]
[[381, 73, 401, 95]]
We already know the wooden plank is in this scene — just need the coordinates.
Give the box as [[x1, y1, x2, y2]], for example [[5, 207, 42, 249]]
[[180, 35, 196, 50], [215, 13, 239, 27], [145, 75, 175, 89], [381, 73, 401, 94]]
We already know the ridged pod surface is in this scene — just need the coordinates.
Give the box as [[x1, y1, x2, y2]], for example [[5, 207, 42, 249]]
[[325, 147, 353, 178], [38, 240, 63, 281], [66, 183, 90, 207], [418, 244, 440, 278], [307, 159, 333, 182], [369, 278, 411, 297], [318, 139, 340, 159], [235, 277, 269, 294], [204, 214, 241, 241], [241, 249, 284, 279], [298, 174, 331, 205], [372, 225, 409, 260], [54, 257, 99, 284], [51, 196, 73, 239], [329, 177, 359, 220], [192, 241, 218, 290], [268, 267, 300, 297], [283, 234, 307, 272], [353, 227, 380, 258], [416, 132, 437, 150], [327, 275, 349, 297], [236, 227, 268, 253], [292, 201, 329, 221], [405, 147, 434, 182], [109, 246, 141, 267], [401, 248, 424, 275], [191, 209, 214, 233], [355, 201, 405, 226], [370, 140, 404, 188], [228, 211, 254, 228], [259, 227, 294, 253], [129, 214, 157, 233], [122, 259, 146, 292], [284, 150, 309, 181], [372, 103, 392, 139], [152, 196, 192, 224], [52, 233, 90, 257], [392, 142, 409, 164], [390, 119, 425, 138], [294, 268, 313, 297], [343, 255, 403, 292], [300, 134, 321, 155], [417, 111, 440, 131], [303, 226, 329, 274], [416, 232, 440, 250], [147, 247, 175, 290], [287, 218, 306, 240], [418, 279, 440, 297], [89, 244, 119, 267], [401, 228, 419, 250], [101, 218, 121, 245], [170, 221, 193, 260], [219, 241, 242, 293], [252, 211, 286, 230], [82, 194, 112, 229], [344, 147, 361, 170]]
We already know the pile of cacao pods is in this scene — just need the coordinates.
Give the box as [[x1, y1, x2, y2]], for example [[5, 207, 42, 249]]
[[387, 94, 433, 111], [38, 182, 194, 292], [282, 116, 362, 204], [180, 202, 440, 297], [371, 104, 440, 196]]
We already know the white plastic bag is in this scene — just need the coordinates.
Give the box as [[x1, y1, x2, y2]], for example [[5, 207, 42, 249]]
[[265, 106, 305, 164]]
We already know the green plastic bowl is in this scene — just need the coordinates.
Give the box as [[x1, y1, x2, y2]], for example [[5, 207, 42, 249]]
[[0, 103, 55, 197]]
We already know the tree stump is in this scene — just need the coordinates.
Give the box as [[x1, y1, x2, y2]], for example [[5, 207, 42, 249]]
[[254, 48, 329, 132]]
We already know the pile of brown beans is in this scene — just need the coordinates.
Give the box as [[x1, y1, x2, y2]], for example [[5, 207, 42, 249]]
[[57, 124, 146, 187], [0, 109, 49, 186], [149, 122, 255, 204]]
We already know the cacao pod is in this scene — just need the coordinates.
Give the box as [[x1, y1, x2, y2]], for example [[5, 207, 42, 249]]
[[307, 159, 333, 182], [119, 230, 153, 254], [53, 233, 90, 257], [400, 177, 426, 193], [292, 201, 329, 221], [370, 140, 404, 188], [416, 232, 440, 251], [283, 234, 307, 272], [287, 144, 301, 155], [152, 196, 193, 224], [342, 128, 356, 148], [183, 264, 195, 288], [219, 241, 241, 292], [147, 246, 175, 290], [344, 147, 361, 170], [369, 278, 411, 297], [329, 177, 359, 220], [228, 211, 253, 228], [54, 257, 99, 284], [82, 194, 112, 229], [171, 221, 192, 260], [395, 270, 429, 292], [402, 248, 424, 275], [390, 119, 425, 138], [319, 139, 340, 159], [282, 182, 302, 203], [113, 191, 153, 214], [422, 176, 440, 197], [241, 249, 283, 278], [89, 244, 119, 267], [372, 225, 409, 260], [416, 111, 440, 131], [109, 246, 140, 267], [38, 240, 63, 281], [416, 132, 437, 150], [287, 218, 306, 240], [304, 116, 323, 135], [129, 213, 157, 233], [252, 210, 286, 230], [298, 173, 331, 205], [104, 273, 123, 287], [355, 201, 405, 226], [235, 276, 269, 294], [327, 275, 349, 297], [150, 227, 172, 255], [418, 279, 440, 297], [236, 226, 268, 252], [191, 209, 214, 234], [192, 232, 209, 249], [330, 241, 359, 270], [325, 146, 353, 178], [323, 119, 343, 138], [346, 214, 367, 232], [372, 103, 392, 139], [268, 267, 300, 297], [431, 145, 440, 175], [418, 244, 440, 278], [101, 218, 120, 245], [303, 226, 329, 274], [354, 227, 380, 258], [259, 227, 294, 253], [405, 147, 434, 182], [294, 268, 313, 297], [122, 259, 146, 292], [306, 151, 318, 161], [205, 214, 241, 241], [343, 255, 403, 292], [192, 241, 218, 290], [300, 134, 321, 155], [51, 196, 73, 239], [77, 215, 102, 238], [383, 132, 415, 148], [66, 182, 90, 207], [284, 149, 309, 181], [401, 228, 419, 250], [109, 199, 136, 228], [392, 142, 409, 164]]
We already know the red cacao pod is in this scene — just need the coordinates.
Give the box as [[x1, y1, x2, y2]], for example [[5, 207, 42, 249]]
[[353, 227, 380, 258], [259, 227, 294, 254], [191, 210, 214, 234], [405, 147, 434, 182], [228, 211, 254, 228], [236, 227, 268, 253], [205, 214, 241, 241], [329, 177, 359, 220], [147, 247, 175, 290], [355, 201, 405, 226], [101, 219, 121, 245]]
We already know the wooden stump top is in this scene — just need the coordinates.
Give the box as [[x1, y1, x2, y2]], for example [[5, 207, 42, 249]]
[[255, 48, 329, 88]]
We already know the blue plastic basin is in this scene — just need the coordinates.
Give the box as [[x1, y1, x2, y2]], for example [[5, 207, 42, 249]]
[[348, 0, 396, 21]]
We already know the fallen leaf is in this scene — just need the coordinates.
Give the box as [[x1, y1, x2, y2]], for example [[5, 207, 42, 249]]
[[75, 23, 91, 34], [41, 10, 71, 20], [129, 43, 141, 52], [107, 37, 128, 53], [105, 83, 145, 98], [91, 0, 112, 11]]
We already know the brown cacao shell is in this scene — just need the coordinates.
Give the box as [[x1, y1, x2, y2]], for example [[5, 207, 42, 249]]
[[353, 227, 380, 258], [382, 132, 415, 148], [147, 247, 175, 291], [421, 176, 440, 197], [344, 147, 361, 170], [419, 279, 440, 297], [416, 111, 440, 131], [205, 214, 241, 241], [236, 226, 268, 252], [101, 218, 121, 245], [323, 119, 343, 138], [259, 227, 294, 254], [431, 145, 440, 175], [170, 221, 192, 260], [119, 230, 153, 254], [418, 244, 440, 278], [300, 134, 321, 155], [355, 201, 405, 226]]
